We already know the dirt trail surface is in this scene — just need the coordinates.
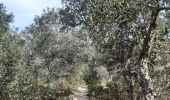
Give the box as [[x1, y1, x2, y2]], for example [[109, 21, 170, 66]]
[[72, 84, 89, 100]]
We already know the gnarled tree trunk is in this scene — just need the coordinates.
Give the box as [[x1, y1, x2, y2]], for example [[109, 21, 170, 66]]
[[138, 59, 156, 100], [137, 6, 160, 100]]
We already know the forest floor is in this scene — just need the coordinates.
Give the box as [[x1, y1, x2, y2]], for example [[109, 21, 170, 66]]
[[72, 83, 89, 100]]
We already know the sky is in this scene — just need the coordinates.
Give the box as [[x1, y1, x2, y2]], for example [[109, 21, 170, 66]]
[[1, 0, 62, 30]]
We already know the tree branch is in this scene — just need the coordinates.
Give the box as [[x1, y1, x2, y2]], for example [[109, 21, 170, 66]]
[[139, 8, 160, 61]]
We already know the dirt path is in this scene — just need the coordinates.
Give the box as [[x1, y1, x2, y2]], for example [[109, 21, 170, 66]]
[[72, 84, 89, 100]]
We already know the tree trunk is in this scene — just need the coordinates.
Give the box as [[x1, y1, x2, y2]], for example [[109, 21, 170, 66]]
[[122, 59, 135, 100], [138, 59, 156, 100], [123, 71, 134, 100], [137, 5, 161, 100], [127, 76, 134, 100]]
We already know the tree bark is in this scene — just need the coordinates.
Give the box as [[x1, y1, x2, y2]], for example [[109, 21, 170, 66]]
[[125, 74, 134, 100], [138, 6, 160, 100], [124, 59, 134, 100], [138, 59, 156, 100]]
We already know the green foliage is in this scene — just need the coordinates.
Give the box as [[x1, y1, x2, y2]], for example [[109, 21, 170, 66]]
[[0, 3, 13, 32], [22, 8, 90, 99], [60, 0, 170, 99], [0, 3, 21, 99], [1, 0, 170, 99], [0, 33, 21, 98]]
